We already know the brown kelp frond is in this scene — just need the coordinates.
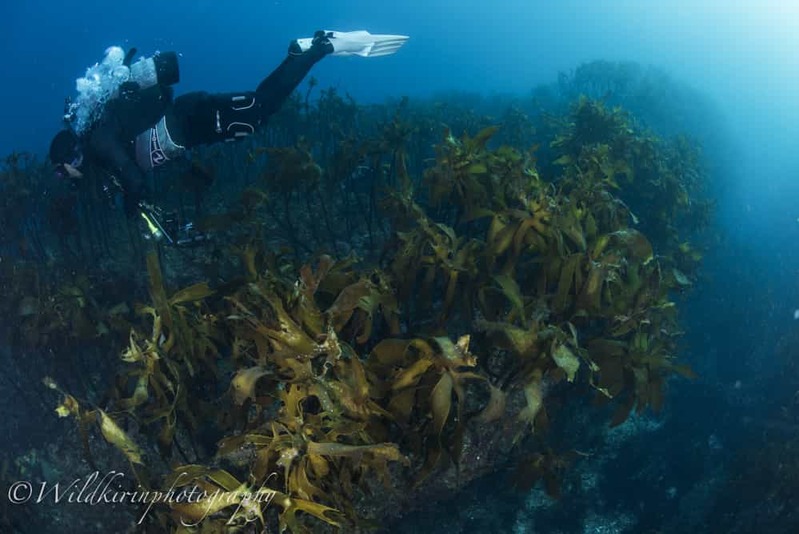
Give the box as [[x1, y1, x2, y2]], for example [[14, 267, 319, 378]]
[[24, 86, 712, 532]]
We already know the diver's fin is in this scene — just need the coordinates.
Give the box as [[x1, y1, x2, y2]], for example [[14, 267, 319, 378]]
[[296, 30, 409, 57]]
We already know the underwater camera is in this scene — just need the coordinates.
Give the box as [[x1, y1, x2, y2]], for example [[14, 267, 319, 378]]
[[139, 203, 209, 247], [64, 47, 180, 133]]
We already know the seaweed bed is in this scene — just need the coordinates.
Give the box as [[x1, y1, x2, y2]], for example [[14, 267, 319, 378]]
[[4, 61, 791, 533]]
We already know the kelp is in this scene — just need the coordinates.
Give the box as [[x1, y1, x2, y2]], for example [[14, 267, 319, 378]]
[[21, 85, 712, 532]]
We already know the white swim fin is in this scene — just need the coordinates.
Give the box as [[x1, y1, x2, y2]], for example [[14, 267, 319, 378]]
[[296, 30, 409, 58]]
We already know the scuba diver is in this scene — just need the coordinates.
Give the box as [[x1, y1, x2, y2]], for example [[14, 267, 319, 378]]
[[48, 30, 408, 244]]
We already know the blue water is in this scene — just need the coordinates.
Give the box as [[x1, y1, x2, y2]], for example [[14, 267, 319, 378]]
[[4, 1, 798, 250], [2, 1, 799, 532]]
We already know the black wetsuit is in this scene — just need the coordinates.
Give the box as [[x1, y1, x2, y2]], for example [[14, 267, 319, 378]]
[[84, 40, 330, 215]]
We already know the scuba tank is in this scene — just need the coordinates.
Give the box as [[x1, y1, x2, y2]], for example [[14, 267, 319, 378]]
[[64, 46, 179, 134]]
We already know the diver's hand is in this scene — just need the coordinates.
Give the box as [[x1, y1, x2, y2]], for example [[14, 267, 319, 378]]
[[123, 192, 142, 219], [115, 158, 150, 219], [122, 182, 150, 219]]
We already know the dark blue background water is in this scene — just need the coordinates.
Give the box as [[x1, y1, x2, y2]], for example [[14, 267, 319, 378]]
[[3, 1, 798, 269]]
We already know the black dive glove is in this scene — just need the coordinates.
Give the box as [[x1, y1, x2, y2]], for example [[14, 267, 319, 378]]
[[117, 160, 150, 219], [123, 192, 143, 219]]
